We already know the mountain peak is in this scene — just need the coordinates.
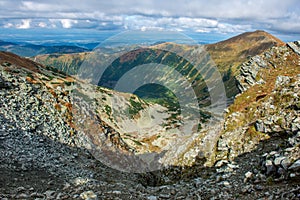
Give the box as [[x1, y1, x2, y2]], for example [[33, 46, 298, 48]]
[[205, 30, 285, 97], [207, 30, 284, 50]]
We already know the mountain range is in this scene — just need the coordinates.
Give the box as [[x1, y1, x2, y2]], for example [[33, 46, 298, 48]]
[[0, 40, 89, 57]]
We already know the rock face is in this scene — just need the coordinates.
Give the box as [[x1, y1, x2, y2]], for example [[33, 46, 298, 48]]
[[235, 45, 292, 93], [254, 75, 299, 134], [236, 55, 267, 92]]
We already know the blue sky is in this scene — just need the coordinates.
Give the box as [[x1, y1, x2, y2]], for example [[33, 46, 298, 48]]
[[0, 0, 299, 43]]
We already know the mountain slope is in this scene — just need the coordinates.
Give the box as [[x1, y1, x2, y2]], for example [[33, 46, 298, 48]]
[[35, 30, 284, 100], [212, 43, 300, 170], [0, 51, 214, 172], [206, 30, 285, 97]]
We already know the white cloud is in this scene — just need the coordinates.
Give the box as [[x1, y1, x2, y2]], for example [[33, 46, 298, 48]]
[[4, 23, 13, 28], [60, 19, 78, 28], [16, 19, 31, 29], [0, 0, 299, 34]]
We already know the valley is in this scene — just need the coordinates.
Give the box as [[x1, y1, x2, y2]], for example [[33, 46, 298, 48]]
[[0, 30, 299, 199]]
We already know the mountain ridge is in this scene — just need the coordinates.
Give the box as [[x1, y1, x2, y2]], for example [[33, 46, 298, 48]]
[[33, 30, 285, 99]]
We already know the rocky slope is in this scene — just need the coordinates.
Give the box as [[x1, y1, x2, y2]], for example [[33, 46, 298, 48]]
[[0, 50, 224, 172]]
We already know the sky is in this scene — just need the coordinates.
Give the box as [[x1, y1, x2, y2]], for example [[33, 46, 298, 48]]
[[0, 0, 299, 43]]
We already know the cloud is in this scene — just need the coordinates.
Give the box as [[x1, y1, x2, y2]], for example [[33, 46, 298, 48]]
[[38, 22, 47, 28], [0, 0, 299, 35], [16, 19, 31, 29], [60, 19, 78, 28]]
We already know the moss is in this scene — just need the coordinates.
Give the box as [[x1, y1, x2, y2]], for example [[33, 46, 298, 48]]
[[276, 117, 284, 127], [128, 96, 144, 117], [247, 125, 261, 139]]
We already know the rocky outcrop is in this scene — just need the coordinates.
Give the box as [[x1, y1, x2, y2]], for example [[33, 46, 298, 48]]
[[236, 46, 292, 93], [236, 55, 267, 92], [0, 76, 6, 88], [287, 41, 300, 55], [255, 75, 300, 134]]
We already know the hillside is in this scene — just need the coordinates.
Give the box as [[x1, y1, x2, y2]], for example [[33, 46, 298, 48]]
[[35, 30, 285, 99], [0, 51, 219, 171], [206, 30, 285, 97]]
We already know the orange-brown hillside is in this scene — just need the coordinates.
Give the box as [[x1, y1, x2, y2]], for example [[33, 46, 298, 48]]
[[0, 51, 42, 73], [206, 30, 284, 70], [205, 30, 285, 97]]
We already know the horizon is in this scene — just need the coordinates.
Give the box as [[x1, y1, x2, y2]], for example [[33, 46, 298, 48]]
[[0, 28, 299, 49], [0, 0, 299, 47]]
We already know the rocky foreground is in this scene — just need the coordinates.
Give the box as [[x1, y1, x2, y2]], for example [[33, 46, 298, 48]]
[[0, 40, 300, 199], [0, 102, 299, 200]]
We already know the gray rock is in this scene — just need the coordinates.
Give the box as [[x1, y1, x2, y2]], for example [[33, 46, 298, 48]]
[[287, 41, 300, 55], [80, 190, 98, 200], [147, 196, 158, 200], [222, 181, 230, 187], [214, 160, 228, 167], [288, 160, 300, 171], [255, 120, 265, 132], [245, 171, 253, 179], [274, 157, 287, 166], [265, 160, 276, 175], [16, 193, 29, 198], [255, 185, 263, 191], [275, 76, 290, 88], [44, 190, 56, 199]]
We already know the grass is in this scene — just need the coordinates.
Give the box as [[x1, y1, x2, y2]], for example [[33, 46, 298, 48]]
[[128, 96, 144, 117]]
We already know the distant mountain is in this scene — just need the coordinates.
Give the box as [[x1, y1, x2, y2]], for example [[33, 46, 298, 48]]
[[0, 40, 88, 57], [35, 30, 285, 100]]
